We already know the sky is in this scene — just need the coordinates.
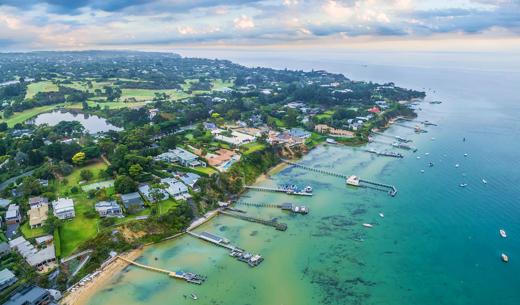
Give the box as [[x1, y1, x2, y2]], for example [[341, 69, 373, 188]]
[[0, 0, 519, 52]]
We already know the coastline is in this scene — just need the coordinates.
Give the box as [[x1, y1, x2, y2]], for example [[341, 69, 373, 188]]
[[60, 248, 143, 305]]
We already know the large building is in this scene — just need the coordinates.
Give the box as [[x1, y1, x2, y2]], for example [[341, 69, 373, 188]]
[[4, 285, 53, 305], [28, 196, 49, 209], [95, 201, 122, 217], [5, 204, 21, 224], [161, 178, 189, 200], [8, 237, 56, 268], [120, 192, 144, 210], [155, 148, 206, 168], [0, 268, 17, 292], [138, 184, 169, 203], [27, 204, 49, 229], [52, 198, 75, 220]]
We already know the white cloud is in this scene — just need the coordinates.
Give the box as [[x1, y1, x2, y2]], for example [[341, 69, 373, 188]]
[[234, 15, 255, 30], [322, 1, 353, 19]]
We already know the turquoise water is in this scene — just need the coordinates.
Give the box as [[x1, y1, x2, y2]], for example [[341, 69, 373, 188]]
[[88, 53, 520, 305]]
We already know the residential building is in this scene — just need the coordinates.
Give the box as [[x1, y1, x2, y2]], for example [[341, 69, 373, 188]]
[[203, 149, 241, 172], [4, 285, 53, 305], [52, 198, 75, 220], [288, 128, 311, 139], [314, 124, 355, 138], [95, 201, 123, 217], [5, 205, 21, 224], [9, 237, 56, 268], [34, 235, 53, 245], [27, 204, 49, 229], [213, 129, 256, 146], [28, 196, 48, 208], [176, 173, 200, 188], [0, 242, 10, 257], [138, 184, 169, 203], [0, 268, 17, 292], [0, 198, 11, 208], [155, 148, 206, 168], [161, 178, 190, 200], [120, 192, 144, 210]]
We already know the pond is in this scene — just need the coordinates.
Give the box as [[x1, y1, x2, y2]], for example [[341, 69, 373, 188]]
[[30, 110, 122, 134]]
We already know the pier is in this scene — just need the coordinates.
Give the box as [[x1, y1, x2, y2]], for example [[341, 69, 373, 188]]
[[372, 131, 412, 143], [398, 117, 438, 126], [186, 231, 264, 267], [219, 210, 288, 231], [281, 159, 398, 197], [236, 201, 308, 214], [117, 256, 206, 284], [364, 149, 404, 158], [244, 185, 313, 196]]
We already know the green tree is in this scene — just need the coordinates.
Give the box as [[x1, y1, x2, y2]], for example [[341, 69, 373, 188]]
[[128, 164, 143, 178], [72, 151, 86, 165], [114, 175, 137, 194], [80, 169, 94, 181]]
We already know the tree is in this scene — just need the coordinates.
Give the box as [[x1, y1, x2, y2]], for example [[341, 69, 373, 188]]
[[72, 152, 86, 165], [80, 169, 94, 181], [21, 176, 43, 196], [0, 122, 7, 131], [114, 175, 137, 193], [128, 164, 143, 178]]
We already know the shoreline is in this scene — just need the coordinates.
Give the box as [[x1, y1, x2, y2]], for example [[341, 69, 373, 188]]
[[60, 248, 143, 305]]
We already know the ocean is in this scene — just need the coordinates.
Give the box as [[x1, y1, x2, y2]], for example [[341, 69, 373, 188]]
[[87, 51, 520, 305]]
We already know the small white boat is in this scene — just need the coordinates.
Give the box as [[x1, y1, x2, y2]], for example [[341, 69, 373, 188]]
[[416, 156, 421, 159], [379, 213, 385, 218], [464, 153, 468, 157], [501, 253, 509, 263], [191, 294, 198, 300], [420, 170, 425, 173], [425, 152, 430, 156], [362, 223, 373, 228], [482, 178, 487, 184], [455, 163, 460, 168], [304, 186, 313, 193], [500, 229, 507, 238], [431, 137, 436, 141], [459, 183, 468, 187]]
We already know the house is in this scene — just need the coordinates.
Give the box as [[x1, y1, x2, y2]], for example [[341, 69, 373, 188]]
[[155, 148, 206, 168], [28, 196, 48, 208], [314, 124, 355, 138], [9, 236, 56, 267], [27, 204, 49, 229], [0, 242, 10, 258], [176, 173, 200, 188], [4, 285, 53, 305], [5, 205, 21, 224], [52, 198, 75, 220], [213, 129, 256, 146], [203, 122, 217, 130], [148, 108, 159, 119], [161, 178, 190, 200], [368, 106, 381, 114], [288, 128, 311, 139], [95, 201, 123, 217], [0, 268, 17, 292], [0, 198, 11, 208], [120, 192, 144, 210], [203, 149, 241, 172], [138, 184, 169, 203], [34, 235, 53, 245]]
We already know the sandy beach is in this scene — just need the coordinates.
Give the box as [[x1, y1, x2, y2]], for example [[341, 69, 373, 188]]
[[60, 248, 143, 305]]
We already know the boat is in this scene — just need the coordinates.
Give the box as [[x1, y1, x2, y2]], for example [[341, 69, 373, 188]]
[[455, 163, 460, 168], [500, 229, 507, 238], [416, 156, 421, 159], [304, 186, 313, 193], [429, 162, 434, 167], [501, 253, 509, 263], [459, 183, 468, 187], [346, 175, 360, 186], [482, 178, 487, 184], [326, 138, 337, 144], [191, 294, 198, 300], [425, 152, 430, 156], [420, 170, 425, 173], [362, 223, 373, 228], [379, 213, 384, 218]]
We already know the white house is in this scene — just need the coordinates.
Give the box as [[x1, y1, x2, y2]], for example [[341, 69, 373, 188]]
[[161, 178, 190, 200], [52, 198, 75, 220]]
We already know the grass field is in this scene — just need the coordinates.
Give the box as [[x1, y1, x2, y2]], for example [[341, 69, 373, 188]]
[[60, 80, 112, 93], [20, 222, 47, 239], [58, 162, 108, 192], [59, 195, 99, 257], [65, 100, 148, 110], [120, 88, 190, 101], [0, 104, 64, 127], [315, 110, 335, 120], [158, 198, 180, 215], [241, 142, 267, 155], [193, 166, 218, 176], [25, 81, 59, 99]]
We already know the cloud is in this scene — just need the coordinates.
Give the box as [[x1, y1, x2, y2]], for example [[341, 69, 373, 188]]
[[234, 15, 255, 29]]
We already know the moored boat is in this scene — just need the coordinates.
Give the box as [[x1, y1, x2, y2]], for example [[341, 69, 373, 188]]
[[191, 294, 198, 300], [501, 253, 509, 263], [379, 213, 384, 218], [362, 223, 373, 228], [500, 229, 507, 238]]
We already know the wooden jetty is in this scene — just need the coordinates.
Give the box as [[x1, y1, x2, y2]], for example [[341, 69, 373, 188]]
[[235, 201, 308, 214], [244, 186, 312, 196], [372, 131, 412, 143], [219, 210, 288, 231], [281, 159, 398, 197], [117, 256, 206, 284]]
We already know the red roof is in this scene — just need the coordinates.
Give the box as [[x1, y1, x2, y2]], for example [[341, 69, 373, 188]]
[[368, 106, 381, 113]]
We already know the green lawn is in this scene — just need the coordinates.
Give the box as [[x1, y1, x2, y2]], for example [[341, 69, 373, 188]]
[[56, 161, 108, 195], [0, 104, 65, 127], [20, 222, 47, 239], [61, 80, 112, 93], [120, 88, 190, 101], [192, 166, 218, 176], [241, 142, 266, 155], [25, 81, 59, 99], [65, 100, 148, 110], [315, 110, 335, 120], [158, 199, 180, 215], [59, 195, 99, 257]]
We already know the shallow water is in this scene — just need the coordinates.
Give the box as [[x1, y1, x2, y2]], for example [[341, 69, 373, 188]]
[[88, 53, 520, 305], [31, 110, 122, 134]]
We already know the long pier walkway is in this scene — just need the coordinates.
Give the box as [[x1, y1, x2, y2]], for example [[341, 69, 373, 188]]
[[281, 159, 397, 197], [186, 231, 238, 251], [219, 210, 288, 231], [117, 256, 206, 284], [244, 186, 312, 196]]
